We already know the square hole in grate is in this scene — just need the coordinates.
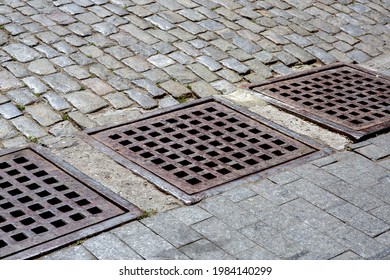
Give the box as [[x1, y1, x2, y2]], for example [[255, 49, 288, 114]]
[[0, 147, 142, 260], [88, 98, 326, 204], [249, 63, 390, 140]]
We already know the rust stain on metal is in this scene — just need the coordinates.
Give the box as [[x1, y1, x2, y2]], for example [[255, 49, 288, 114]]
[[0, 146, 142, 259], [249, 63, 390, 140], [90, 100, 320, 199]]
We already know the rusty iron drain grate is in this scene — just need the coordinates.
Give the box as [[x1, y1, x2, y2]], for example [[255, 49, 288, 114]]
[[248, 63, 390, 140], [84, 98, 329, 204], [0, 146, 142, 260]]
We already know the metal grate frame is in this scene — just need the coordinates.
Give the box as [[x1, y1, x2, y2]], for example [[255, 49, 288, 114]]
[[82, 97, 330, 205], [247, 63, 390, 141], [0, 145, 142, 260]]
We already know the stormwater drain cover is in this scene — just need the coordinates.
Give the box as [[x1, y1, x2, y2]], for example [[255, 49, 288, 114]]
[[249, 63, 390, 140], [85, 98, 328, 204], [0, 146, 142, 259]]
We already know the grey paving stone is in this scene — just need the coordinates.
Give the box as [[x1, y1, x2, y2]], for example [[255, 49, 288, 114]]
[[11, 116, 48, 138], [322, 154, 384, 188], [196, 55, 222, 71], [142, 212, 202, 247], [146, 15, 175, 30], [341, 24, 366, 37], [274, 51, 299, 66], [267, 171, 301, 185], [327, 202, 390, 237], [43, 92, 71, 111], [0, 70, 24, 91], [132, 79, 165, 97], [375, 231, 390, 246], [187, 63, 219, 82], [305, 46, 337, 64], [147, 54, 175, 68], [325, 224, 389, 259], [291, 164, 340, 188], [236, 246, 277, 260], [189, 80, 219, 98], [112, 222, 188, 259], [68, 111, 96, 129], [22, 76, 49, 94], [122, 56, 153, 72], [164, 64, 199, 84], [35, 44, 61, 59], [96, 55, 123, 70], [238, 194, 275, 216], [202, 46, 229, 60], [228, 49, 252, 62], [192, 217, 256, 256], [220, 58, 250, 75], [3, 43, 41, 62], [232, 36, 261, 55], [321, 180, 384, 212], [152, 41, 177, 55], [80, 45, 104, 58], [347, 49, 371, 63], [0, 103, 23, 120], [68, 22, 93, 36], [65, 90, 108, 113], [283, 44, 316, 64], [240, 221, 306, 259], [83, 232, 142, 260], [125, 89, 158, 109], [2, 136, 27, 148], [92, 22, 118, 36], [211, 80, 236, 94], [167, 205, 212, 226], [120, 24, 158, 44], [50, 56, 75, 67], [7, 88, 38, 106], [180, 239, 234, 260], [143, 69, 170, 83], [43, 73, 81, 94], [27, 59, 57, 75], [158, 95, 179, 108], [0, 95, 9, 105], [64, 65, 90, 80], [3, 62, 30, 78], [247, 179, 298, 205], [282, 223, 347, 259], [49, 121, 79, 137], [104, 92, 133, 109], [366, 179, 390, 205], [221, 187, 257, 203], [199, 196, 259, 230], [25, 103, 62, 127], [47, 245, 97, 260], [331, 251, 364, 260], [0, 119, 18, 140], [159, 79, 191, 98], [281, 198, 344, 233], [270, 63, 294, 75]]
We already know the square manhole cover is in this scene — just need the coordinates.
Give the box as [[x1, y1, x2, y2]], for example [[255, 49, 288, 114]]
[[84, 98, 328, 204], [0, 146, 142, 260], [248, 63, 390, 141]]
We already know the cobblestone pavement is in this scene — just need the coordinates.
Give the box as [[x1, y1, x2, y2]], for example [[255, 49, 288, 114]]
[[0, 0, 390, 260], [0, 0, 389, 145]]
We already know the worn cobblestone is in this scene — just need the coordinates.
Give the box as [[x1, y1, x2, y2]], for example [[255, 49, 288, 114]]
[[1, 0, 390, 261]]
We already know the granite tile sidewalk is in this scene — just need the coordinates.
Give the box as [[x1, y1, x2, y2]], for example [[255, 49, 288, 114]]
[[41, 132, 390, 260]]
